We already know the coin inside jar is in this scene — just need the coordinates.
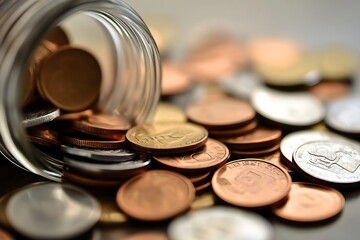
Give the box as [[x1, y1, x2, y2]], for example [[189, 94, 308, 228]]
[[273, 182, 345, 222], [38, 47, 102, 112], [116, 170, 195, 221]]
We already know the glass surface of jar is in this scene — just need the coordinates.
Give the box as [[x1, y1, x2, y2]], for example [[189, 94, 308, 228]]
[[0, 0, 161, 181]]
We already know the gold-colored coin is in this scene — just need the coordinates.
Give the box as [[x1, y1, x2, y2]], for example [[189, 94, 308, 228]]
[[38, 47, 102, 112], [152, 102, 187, 123], [126, 122, 208, 154], [319, 46, 359, 80]]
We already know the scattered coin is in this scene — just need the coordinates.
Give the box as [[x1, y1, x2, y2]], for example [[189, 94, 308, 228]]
[[161, 61, 192, 96], [186, 171, 212, 186], [212, 159, 292, 208], [62, 134, 126, 149], [22, 103, 60, 128], [153, 138, 230, 173], [208, 120, 258, 138], [126, 122, 208, 154], [38, 47, 102, 112], [273, 182, 345, 222], [293, 140, 360, 187], [308, 81, 350, 102], [116, 170, 195, 221], [153, 102, 187, 123], [231, 143, 280, 158], [325, 97, 360, 137], [168, 206, 273, 240], [27, 125, 60, 149], [5, 183, 100, 239], [186, 97, 255, 129], [251, 87, 325, 129], [55, 109, 93, 121], [194, 181, 211, 194], [262, 151, 292, 172]]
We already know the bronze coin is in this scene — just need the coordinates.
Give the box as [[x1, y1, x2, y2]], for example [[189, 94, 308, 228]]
[[262, 151, 293, 173], [38, 47, 102, 112], [116, 170, 195, 221], [161, 61, 192, 96], [126, 122, 208, 155], [62, 170, 122, 189], [186, 97, 255, 130], [124, 231, 169, 240], [0, 229, 14, 240], [273, 182, 345, 222], [45, 26, 70, 48], [62, 134, 125, 149], [212, 159, 292, 208], [220, 126, 281, 150], [308, 81, 350, 102], [70, 113, 131, 139], [153, 138, 229, 173], [185, 171, 212, 186], [27, 125, 60, 148], [195, 181, 211, 194], [208, 120, 258, 138], [55, 109, 93, 121], [231, 143, 280, 158]]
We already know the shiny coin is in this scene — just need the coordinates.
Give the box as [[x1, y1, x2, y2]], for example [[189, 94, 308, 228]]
[[23, 103, 60, 128], [212, 159, 291, 208], [116, 170, 195, 221], [308, 81, 350, 102], [60, 145, 136, 162], [220, 126, 281, 150], [64, 154, 151, 180], [186, 97, 255, 129], [38, 47, 102, 112], [319, 46, 358, 80], [325, 97, 360, 136], [0, 229, 14, 240], [280, 130, 348, 167], [273, 182, 345, 222], [153, 102, 187, 123], [5, 183, 100, 239], [293, 140, 360, 187], [262, 151, 292, 173], [168, 206, 273, 240], [161, 61, 192, 96], [69, 113, 131, 139], [126, 122, 208, 154], [209, 120, 258, 138], [251, 87, 325, 129], [186, 171, 212, 186], [153, 138, 230, 173]]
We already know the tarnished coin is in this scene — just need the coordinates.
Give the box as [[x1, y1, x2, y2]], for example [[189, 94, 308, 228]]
[[64, 154, 151, 180], [0, 228, 14, 240], [60, 145, 136, 162], [23, 103, 60, 128], [5, 183, 100, 240], [186, 97, 255, 129], [325, 97, 360, 136], [220, 126, 281, 150], [293, 140, 360, 187], [116, 170, 195, 221], [38, 47, 102, 112], [309, 81, 350, 102], [70, 113, 131, 139], [126, 122, 208, 154], [153, 138, 230, 173], [168, 206, 273, 240], [212, 159, 291, 208], [273, 182, 345, 222], [319, 46, 358, 80], [251, 87, 325, 129], [161, 61, 192, 96], [153, 102, 187, 123]]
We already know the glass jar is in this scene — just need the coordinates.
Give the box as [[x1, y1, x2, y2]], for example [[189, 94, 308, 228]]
[[0, 0, 161, 181]]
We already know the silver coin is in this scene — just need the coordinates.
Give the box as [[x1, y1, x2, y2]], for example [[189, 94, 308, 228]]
[[325, 97, 360, 135], [5, 183, 100, 239], [168, 206, 273, 240], [220, 71, 262, 100], [280, 130, 355, 166], [64, 154, 151, 179], [251, 87, 325, 128], [60, 145, 137, 162], [23, 103, 60, 128], [293, 140, 360, 186]]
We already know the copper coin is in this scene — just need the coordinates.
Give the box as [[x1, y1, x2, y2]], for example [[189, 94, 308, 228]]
[[62, 134, 125, 149], [308, 81, 350, 102], [220, 126, 281, 150], [70, 113, 131, 139], [161, 61, 192, 96], [126, 122, 208, 155], [45, 26, 70, 48], [124, 231, 169, 240], [0, 229, 14, 240], [186, 97, 255, 130], [116, 170, 195, 221], [195, 181, 211, 194], [62, 170, 122, 189], [212, 159, 292, 208], [231, 143, 280, 158], [185, 171, 212, 186], [261, 151, 292, 173], [55, 109, 93, 121], [38, 47, 102, 112], [273, 182, 345, 222], [153, 138, 229, 173], [27, 125, 60, 148], [208, 120, 258, 138]]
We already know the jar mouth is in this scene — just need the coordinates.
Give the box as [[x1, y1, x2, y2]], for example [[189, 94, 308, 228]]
[[0, 0, 161, 181]]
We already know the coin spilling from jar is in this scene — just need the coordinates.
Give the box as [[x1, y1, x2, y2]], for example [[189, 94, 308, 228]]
[[4, 22, 360, 240]]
